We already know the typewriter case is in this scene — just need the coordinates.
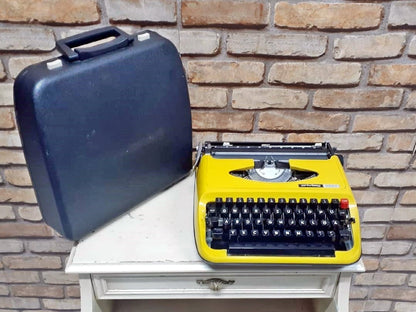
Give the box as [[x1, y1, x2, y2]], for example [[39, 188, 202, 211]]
[[14, 27, 192, 240]]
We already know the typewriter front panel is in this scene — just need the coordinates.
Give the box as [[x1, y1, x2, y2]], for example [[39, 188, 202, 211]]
[[194, 153, 361, 265]]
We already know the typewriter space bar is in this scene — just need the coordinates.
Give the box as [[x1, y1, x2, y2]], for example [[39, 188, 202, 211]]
[[228, 242, 335, 257]]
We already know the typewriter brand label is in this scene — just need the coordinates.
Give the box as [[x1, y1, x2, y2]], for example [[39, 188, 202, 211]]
[[299, 184, 340, 188]]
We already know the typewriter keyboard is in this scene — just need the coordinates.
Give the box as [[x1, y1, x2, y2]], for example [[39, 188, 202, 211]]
[[205, 197, 355, 257]]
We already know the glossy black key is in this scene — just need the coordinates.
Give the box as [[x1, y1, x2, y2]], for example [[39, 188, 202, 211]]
[[215, 197, 223, 208], [253, 218, 263, 230], [276, 219, 285, 229], [243, 218, 253, 230], [247, 197, 255, 208], [277, 198, 286, 208], [288, 198, 297, 208], [223, 218, 231, 230], [207, 206, 217, 217], [236, 197, 244, 208], [220, 207, 228, 218], [232, 218, 242, 230], [229, 229, 238, 241], [212, 228, 223, 240], [262, 207, 271, 218], [241, 207, 250, 218], [331, 199, 340, 209], [257, 197, 266, 208], [252, 207, 261, 218], [267, 198, 276, 208], [299, 198, 308, 209], [225, 197, 233, 208], [310, 198, 318, 208], [273, 208, 282, 218], [264, 219, 274, 230], [231, 207, 239, 218], [320, 198, 329, 209]]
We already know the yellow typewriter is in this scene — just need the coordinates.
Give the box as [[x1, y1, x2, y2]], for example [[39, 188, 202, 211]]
[[194, 142, 361, 265]]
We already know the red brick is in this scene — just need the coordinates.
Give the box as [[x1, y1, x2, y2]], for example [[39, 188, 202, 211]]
[[189, 87, 227, 108], [4, 168, 32, 186], [0, 188, 37, 203], [347, 153, 411, 170], [192, 111, 254, 132], [222, 133, 284, 143], [0, 149, 26, 165], [274, 2, 382, 30], [269, 62, 361, 86], [3, 256, 61, 269], [353, 190, 398, 205], [387, 225, 416, 240], [232, 88, 308, 110], [369, 64, 416, 86], [259, 111, 349, 132], [0, 0, 99, 25], [187, 61, 264, 85], [182, 0, 269, 27], [227, 33, 327, 58], [0, 108, 15, 129], [0, 223, 53, 238], [106, 0, 176, 24], [353, 114, 416, 132], [11, 285, 64, 298], [313, 89, 403, 110]]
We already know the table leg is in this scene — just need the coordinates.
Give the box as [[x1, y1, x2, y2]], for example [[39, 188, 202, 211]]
[[79, 274, 113, 312], [312, 272, 352, 312]]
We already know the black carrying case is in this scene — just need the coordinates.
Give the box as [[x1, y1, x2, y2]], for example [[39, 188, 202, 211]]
[[14, 27, 192, 240]]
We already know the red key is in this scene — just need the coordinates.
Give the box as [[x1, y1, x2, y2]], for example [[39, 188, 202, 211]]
[[340, 198, 349, 210]]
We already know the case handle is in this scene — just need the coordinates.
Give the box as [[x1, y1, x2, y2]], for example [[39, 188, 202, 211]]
[[56, 26, 133, 61]]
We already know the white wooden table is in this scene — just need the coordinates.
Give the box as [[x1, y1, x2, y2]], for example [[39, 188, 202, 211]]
[[66, 174, 364, 312]]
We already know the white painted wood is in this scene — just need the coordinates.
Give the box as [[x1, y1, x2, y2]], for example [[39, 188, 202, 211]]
[[79, 275, 113, 312], [92, 272, 337, 299]]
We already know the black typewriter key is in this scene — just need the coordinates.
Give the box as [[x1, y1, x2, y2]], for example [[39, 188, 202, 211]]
[[236, 197, 244, 208], [310, 198, 318, 209], [320, 219, 330, 229], [217, 218, 224, 227], [262, 207, 271, 218], [283, 229, 293, 238], [288, 198, 297, 208], [251, 229, 260, 238], [287, 218, 296, 229], [316, 230, 325, 239], [207, 207, 217, 217], [262, 229, 270, 238], [317, 209, 326, 219], [299, 198, 308, 209], [223, 218, 231, 230], [327, 230, 336, 242], [239, 229, 248, 240], [298, 219, 307, 228], [215, 197, 223, 208], [265, 218, 274, 230], [305, 230, 314, 240], [284, 207, 293, 218], [273, 207, 282, 218], [254, 218, 263, 230], [247, 197, 255, 208], [267, 198, 276, 208], [276, 219, 285, 229], [231, 207, 239, 218], [257, 197, 266, 208], [242, 218, 252, 230], [328, 208, 337, 219], [252, 207, 261, 218], [331, 219, 340, 229], [308, 219, 318, 229], [295, 207, 304, 218], [206, 218, 213, 228], [272, 229, 282, 238], [277, 198, 286, 208], [220, 207, 229, 217], [241, 207, 250, 218], [212, 228, 223, 240], [338, 209, 348, 221], [232, 218, 242, 229], [229, 229, 238, 241], [295, 230, 304, 240], [320, 199, 329, 209], [226, 197, 234, 208], [331, 199, 340, 209], [211, 240, 228, 250], [306, 208, 314, 219]]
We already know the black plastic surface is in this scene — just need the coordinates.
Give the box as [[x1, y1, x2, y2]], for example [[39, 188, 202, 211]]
[[14, 29, 192, 240]]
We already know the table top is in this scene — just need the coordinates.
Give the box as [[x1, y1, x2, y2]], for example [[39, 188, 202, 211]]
[[66, 173, 364, 275]]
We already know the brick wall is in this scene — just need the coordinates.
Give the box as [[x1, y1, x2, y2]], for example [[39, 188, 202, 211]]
[[0, 0, 415, 311]]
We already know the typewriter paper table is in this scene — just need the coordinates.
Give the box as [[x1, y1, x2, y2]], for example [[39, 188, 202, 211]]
[[66, 174, 364, 312]]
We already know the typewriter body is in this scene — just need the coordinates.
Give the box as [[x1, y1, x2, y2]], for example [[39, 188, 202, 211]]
[[194, 142, 361, 265]]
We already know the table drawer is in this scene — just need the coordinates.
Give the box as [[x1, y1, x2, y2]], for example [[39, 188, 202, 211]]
[[92, 272, 338, 300]]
